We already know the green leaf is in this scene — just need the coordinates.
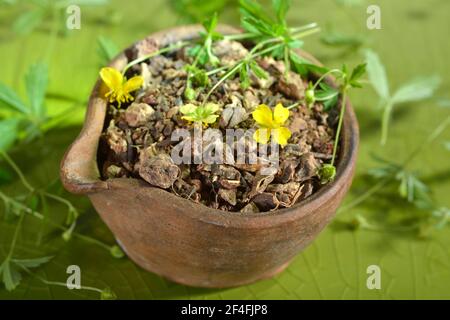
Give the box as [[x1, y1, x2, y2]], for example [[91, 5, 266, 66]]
[[13, 9, 44, 35], [249, 60, 268, 79], [242, 16, 276, 37], [316, 82, 339, 102], [349, 63, 366, 88], [202, 12, 218, 33], [239, 64, 250, 89], [239, 0, 272, 25], [97, 36, 119, 65], [290, 52, 329, 76], [169, 0, 228, 23], [322, 94, 339, 111], [395, 171, 429, 204], [272, 0, 290, 24], [0, 83, 28, 114], [391, 75, 441, 104], [0, 260, 22, 291], [12, 256, 53, 268], [0, 118, 20, 152], [25, 62, 48, 118], [364, 49, 390, 99], [432, 207, 450, 229], [321, 30, 365, 48]]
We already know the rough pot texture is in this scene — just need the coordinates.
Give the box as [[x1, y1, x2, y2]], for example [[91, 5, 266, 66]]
[[60, 25, 359, 288]]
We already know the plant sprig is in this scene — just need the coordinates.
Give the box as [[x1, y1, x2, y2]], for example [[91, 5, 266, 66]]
[[338, 114, 450, 237], [364, 49, 441, 145], [286, 63, 366, 183], [239, 0, 319, 75]]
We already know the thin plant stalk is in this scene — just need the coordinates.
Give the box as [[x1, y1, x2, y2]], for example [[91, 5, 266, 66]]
[[380, 101, 393, 146], [122, 41, 189, 75], [331, 90, 347, 166], [339, 115, 450, 212]]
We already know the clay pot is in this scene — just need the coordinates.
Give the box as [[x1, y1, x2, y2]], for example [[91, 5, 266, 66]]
[[60, 25, 359, 288]]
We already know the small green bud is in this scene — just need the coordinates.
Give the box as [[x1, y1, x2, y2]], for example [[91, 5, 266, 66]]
[[62, 229, 72, 242], [319, 164, 336, 184], [110, 245, 125, 259], [184, 87, 197, 101], [305, 88, 315, 106], [100, 287, 117, 300]]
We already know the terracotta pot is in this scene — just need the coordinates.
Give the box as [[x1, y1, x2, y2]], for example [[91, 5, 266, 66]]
[[60, 25, 359, 288]]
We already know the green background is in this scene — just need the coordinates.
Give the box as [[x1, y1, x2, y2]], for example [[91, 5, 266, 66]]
[[0, 0, 449, 299]]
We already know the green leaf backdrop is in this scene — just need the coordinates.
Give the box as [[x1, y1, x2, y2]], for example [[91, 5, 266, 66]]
[[0, 0, 449, 299]]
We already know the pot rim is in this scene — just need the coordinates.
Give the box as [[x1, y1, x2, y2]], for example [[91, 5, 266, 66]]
[[60, 24, 359, 228]]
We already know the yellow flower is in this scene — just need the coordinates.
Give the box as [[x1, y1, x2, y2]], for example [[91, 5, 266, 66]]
[[180, 103, 220, 126], [252, 103, 292, 146], [99, 67, 143, 107]]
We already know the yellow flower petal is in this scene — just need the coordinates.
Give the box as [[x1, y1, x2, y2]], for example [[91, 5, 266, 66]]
[[100, 67, 123, 91], [123, 76, 144, 93], [253, 128, 271, 144], [180, 104, 198, 115], [252, 104, 274, 127], [273, 103, 289, 125], [272, 127, 291, 146]]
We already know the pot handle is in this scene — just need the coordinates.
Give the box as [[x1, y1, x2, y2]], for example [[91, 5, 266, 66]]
[[60, 87, 108, 195]]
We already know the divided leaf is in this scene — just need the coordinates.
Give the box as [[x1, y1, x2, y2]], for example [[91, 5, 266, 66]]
[[391, 75, 441, 104], [239, 0, 272, 25], [395, 171, 431, 206], [321, 30, 365, 48], [272, 0, 290, 24], [13, 9, 44, 35], [12, 256, 53, 268], [0, 118, 21, 152], [364, 49, 390, 99], [0, 260, 22, 292], [0, 83, 28, 113], [25, 62, 49, 119], [97, 36, 119, 65], [348, 63, 367, 88]]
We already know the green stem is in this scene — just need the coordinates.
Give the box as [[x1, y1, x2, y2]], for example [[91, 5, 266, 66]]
[[338, 179, 389, 212], [6, 212, 25, 259], [122, 41, 188, 75], [0, 152, 34, 192], [339, 115, 450, 213], [312, 68, 343, 90], [403, 115, 450, 166], [331, 89, 347, 166], [0, 191, 112, 254], [18, 265, 103, 294], [202, 62, 243, 105], [42, 192, 77, 214], [223, 32, 257, 41], [380, 101, 393, 146], [289, 23, 319, 34], [287, 101, 302, 110]]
